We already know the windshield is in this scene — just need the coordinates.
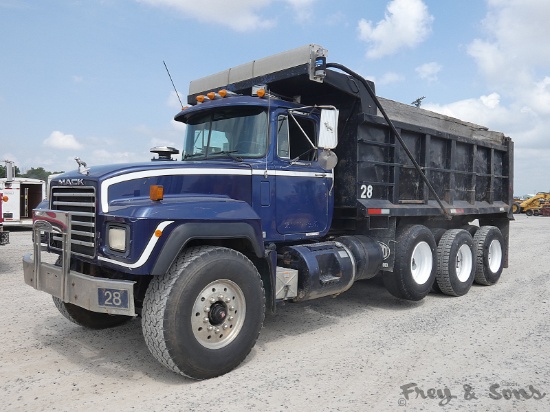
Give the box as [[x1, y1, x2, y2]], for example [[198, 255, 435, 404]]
[[183, 106, 268, 160]]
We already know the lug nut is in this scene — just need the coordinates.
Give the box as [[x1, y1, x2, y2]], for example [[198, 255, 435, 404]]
[[209, 297, 216, 304], [207, 326, 213, 331], [204, 306, 210, 312], [203, 317, 209, 323], [223, 324, 229, 330], [224, 297, 231, 303], [215, 328, 220, 334]]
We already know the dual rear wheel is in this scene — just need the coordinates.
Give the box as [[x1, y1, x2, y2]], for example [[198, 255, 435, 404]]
[[383, 224, 504, 300]]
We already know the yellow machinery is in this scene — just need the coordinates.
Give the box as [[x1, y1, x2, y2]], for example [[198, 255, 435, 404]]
[[515, 192, 550, 215]]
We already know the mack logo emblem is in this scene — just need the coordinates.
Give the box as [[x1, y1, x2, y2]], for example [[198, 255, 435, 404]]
[[57, 179, 84, 186], [378, 242, 391, 260]]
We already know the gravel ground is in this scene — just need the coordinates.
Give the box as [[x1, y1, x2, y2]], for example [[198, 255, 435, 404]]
[[0, 215, 549, 412]]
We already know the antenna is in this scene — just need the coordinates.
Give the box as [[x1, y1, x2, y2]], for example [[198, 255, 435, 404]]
[[163, 61, 184, 109]]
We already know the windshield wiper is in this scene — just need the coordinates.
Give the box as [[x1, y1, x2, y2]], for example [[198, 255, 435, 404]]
[[209, 150, 243, 162], [183, 152, 206, 160]]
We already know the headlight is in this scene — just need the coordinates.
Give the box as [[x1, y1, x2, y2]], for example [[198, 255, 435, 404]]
[[108, 226, 127, 252]]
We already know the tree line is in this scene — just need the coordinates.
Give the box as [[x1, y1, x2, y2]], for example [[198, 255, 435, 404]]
[[0, 165, 64, 181]]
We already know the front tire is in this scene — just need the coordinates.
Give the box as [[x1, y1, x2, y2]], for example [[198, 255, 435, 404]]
[[435, 229, 475, 296], [142, 246, 265, 379], [383, 225, 436, 301], [53, 297, 133, 329]]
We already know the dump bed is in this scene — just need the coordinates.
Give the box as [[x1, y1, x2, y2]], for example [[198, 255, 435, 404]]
[[187, 44, 513, 219], [338, 96, 513, 218]]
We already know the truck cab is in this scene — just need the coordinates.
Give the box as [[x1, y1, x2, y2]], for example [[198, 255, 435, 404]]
[[177, 94, 337, 240]]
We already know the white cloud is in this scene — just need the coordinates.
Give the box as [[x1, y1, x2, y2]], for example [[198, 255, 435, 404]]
[[137, 0, 321, 30], [285, 0, 316, 23], [468, 0, 550, 92], [423, 93, 507, 129], [92, 149, 139, 164], [357, 0, 433, 59], [43, 131, 83, 150], [378, 72, 405, 85], [137, 0, 275, 31], [415, 62, 441, 82]]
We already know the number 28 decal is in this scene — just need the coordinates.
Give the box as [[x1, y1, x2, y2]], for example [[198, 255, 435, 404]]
[[360, 184, 373, 199]]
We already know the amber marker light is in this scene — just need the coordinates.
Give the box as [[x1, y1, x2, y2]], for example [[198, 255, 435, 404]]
[[256, 88, 266, 98], [154, 229, 163, 237], [150, 185, 164, 201], [196, 95, 206, 103], [2, 196, 7, 202]]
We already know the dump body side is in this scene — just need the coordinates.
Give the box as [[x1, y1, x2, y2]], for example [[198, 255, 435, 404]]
[[343, 97, 513, 217]]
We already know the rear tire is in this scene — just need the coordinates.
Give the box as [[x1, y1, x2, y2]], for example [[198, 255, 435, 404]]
[[473, 226, 504, 285], [53, 297, 133, 329], [142, 246, 265, 379], [525, 209, 533, 216], [383, 225, 436, 301], [435, 229, 475, 296], [430, 228, 447, 293], [512, 202, 521, 214], [430, 228, 447, 245]]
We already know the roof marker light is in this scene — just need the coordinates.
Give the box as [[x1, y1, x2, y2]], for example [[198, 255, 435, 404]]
[[252, 85, 267, 98], [207, 91, 219, 100], [218, 89, 237, 98]]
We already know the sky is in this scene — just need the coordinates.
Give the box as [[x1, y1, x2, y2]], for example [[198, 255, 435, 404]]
[[1, 0, 549, 196]]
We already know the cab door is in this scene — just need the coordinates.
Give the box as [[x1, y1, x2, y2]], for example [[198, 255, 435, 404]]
[[274, 114, 332, 235]]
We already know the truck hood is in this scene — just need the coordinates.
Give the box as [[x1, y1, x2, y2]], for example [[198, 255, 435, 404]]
[[51, 161, 255, 214]]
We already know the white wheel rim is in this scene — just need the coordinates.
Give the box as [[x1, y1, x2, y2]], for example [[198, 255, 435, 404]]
[[191, 279, 246, 350], [410, 241, 433, 285], [487, 239, 503, 273], [456, 244, 473, 282]]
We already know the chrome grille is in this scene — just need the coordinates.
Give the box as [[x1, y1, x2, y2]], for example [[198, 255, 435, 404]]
[[50, 186, 96, 258]]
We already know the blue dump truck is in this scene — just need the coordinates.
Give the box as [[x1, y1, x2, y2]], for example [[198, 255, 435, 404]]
[[23, 45, 513, 379]]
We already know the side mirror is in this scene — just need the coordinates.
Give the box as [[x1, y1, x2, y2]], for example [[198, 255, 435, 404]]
[[318, 108, 339, 149], [318, 150, 338, 170]]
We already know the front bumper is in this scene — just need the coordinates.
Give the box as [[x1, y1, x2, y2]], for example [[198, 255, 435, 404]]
[[23, 209, 136, 317], [23, 253, 136, 316]]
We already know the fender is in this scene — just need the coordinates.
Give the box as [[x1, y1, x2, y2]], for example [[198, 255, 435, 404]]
[[150, 221, 264, 276], [100, 195, 264, 275]]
